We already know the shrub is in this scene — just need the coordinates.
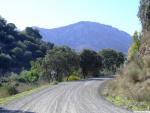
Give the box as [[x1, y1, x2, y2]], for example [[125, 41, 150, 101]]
[[18, 70, 39, 83], [67, 75, 80, 81], [7, 85, 18, 95], [18, 70, 29, 83], [8, 72, 18, 81], [27, 69, 39, 82], [127, 68, 141, 83]]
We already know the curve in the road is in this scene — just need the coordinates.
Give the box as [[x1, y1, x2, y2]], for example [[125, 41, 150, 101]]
[[1, 79, 133, 113]]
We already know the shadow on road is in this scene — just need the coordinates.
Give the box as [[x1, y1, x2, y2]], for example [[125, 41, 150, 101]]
[[0, 107, 35, 113]]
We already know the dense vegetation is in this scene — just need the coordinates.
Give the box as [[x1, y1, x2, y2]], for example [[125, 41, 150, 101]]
[[0, 16, 125, 98], [27, 48, 125, 83], [103, 0, 150, 111], [0, 16, 54, 75]]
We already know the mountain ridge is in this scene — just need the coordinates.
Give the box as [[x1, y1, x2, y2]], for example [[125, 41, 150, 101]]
[[36, 21, 132, 53]]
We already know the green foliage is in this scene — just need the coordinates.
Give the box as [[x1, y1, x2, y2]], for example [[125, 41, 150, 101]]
[[0, 16, 54, 74], [99, 48, 125, 73], [67, 75, 80, 81], [40, 46, 80, 82], [28, 69, 39, 82], [0, 53, 12, 71], [30, 48, 124, 82], [105, 95, 150, 111], [11, 47, 23, 57], [24, 27, 42, 39], [6, 85, 18, 95], [80, 49, 102, 78], [23, 51, 33, 61], [128, 31, 141, 61], [18, 70, 39, 83], [18, 70, 29, 82]]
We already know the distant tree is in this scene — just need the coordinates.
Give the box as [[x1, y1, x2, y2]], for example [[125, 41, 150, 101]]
[[0, 16, 54, 75], [16, 41, 26, 48], [116, 52, 125, 67], [39, 46, 79, 82], [6, 23, 16, 33], [0, 31, 7, 43], [11, 47, 23, 58], [0, 16, 7, 30], [80, 49, 102, 78], [25, 27, 42, 39], [0, 53, 12, 72], [23, 51, 33, 61], [99, 49, 125, 72], [7, 35, 15, 42]]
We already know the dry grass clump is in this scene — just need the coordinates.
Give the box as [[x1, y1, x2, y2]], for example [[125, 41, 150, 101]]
[[104, 55, 150, 101], [142, 31, 150, 46]]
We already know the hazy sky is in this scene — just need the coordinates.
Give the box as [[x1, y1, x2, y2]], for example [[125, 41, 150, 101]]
[[0, 0, 140, 34]]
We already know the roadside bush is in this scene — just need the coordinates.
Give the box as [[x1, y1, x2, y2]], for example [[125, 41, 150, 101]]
[[67, 75, 80, 81], [7, 85, 18, 95], [102, 79, 118, 97], [18, 70, 39, 83], [18, 70, 29, 83], [104, 56, 150, 101], [27, 69, 39, 83]]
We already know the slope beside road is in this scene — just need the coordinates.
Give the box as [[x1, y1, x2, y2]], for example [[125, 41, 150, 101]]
[[0, 78, 133, 113]]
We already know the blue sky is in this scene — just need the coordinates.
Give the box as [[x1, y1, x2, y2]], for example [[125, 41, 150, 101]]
[[0, 0, 140, 34]]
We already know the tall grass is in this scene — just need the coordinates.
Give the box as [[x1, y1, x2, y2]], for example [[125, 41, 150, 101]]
[[103, 55, 150, 104]]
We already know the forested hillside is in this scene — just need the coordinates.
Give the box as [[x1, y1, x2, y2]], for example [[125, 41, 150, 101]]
[[0, 16, 54, 75]]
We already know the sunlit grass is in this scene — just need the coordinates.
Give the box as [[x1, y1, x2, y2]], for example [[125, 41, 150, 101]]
[[106, 95, 150, 111], [0, 84, 50, 105]]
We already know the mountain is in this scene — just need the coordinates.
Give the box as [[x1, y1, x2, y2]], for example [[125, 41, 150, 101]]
[[37, 21, 132, 53]]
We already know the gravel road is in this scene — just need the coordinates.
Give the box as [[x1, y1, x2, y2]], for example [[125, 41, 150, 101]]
[[1, 78, 133, 113]]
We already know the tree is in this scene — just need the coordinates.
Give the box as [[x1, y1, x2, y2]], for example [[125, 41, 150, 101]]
[[128, 31, 141, 61], [80, 49, 102, 78], [23, 51, 33, 61], [0, 16, 7, 30], [39, 46, 79, 82], [11, 47, 23, 58], [6, 23, 16, 34], [0, 16, 54, 75], [117, 52, 125, 67], [25, 27, 42, 39], [0, 53, 12, 73], [99, 49, 125, 72]]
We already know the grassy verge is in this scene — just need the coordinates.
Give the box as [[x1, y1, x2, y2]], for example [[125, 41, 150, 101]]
[[0, 84, 50, 105], [106, 95, 150, 111], [102, 81, 150, 111]]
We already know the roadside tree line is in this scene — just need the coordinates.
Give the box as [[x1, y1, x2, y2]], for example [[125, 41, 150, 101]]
[[21, 47, 125, 83]]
